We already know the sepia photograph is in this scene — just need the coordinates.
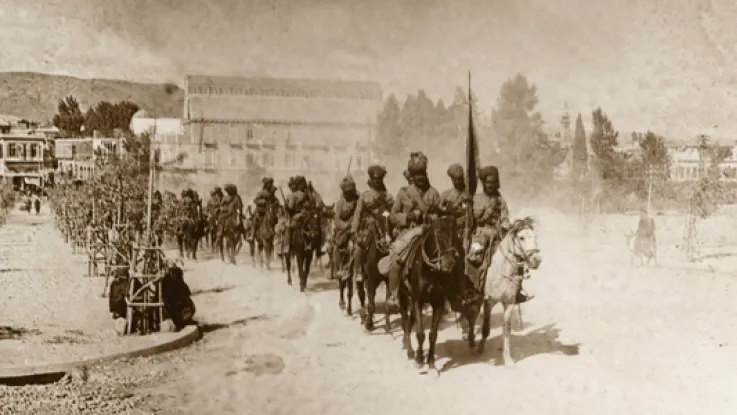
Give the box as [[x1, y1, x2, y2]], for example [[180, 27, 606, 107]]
[[0, 0, 735, 413]]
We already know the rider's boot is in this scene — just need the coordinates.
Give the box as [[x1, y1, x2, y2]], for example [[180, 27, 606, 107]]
[[515, 287, 535, 303], [385, 260, 402, 313], [353, 246, 364, 283]]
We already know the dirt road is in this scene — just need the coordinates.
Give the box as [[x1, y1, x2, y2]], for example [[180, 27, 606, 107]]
[[122, 211, 737, 415]]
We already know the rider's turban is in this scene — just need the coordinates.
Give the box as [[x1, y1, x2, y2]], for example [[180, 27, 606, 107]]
[[478, 165, 500, 188], [447, 163, 464, 180], [367, 165, 387, 180], [262, 177, 274, 186], [293, 175, 307, 189], [340, 176, 356, 191], [407, 152, 428, 175]]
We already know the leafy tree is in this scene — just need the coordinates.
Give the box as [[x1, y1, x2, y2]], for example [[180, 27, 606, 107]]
[[690, 135, 731, 218], [85, 100, 140, 136], [491, 73, 558, 192], [375, 94, 404, 158], [570, 113, 588, 180], [589, 107, 621, 182], [52, 96, 85, 137]]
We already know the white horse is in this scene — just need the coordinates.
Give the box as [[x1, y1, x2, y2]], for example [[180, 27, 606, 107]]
[[476, 217, 542, 366]]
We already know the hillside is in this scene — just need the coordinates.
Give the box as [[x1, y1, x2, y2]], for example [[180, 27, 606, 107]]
[[0, 72, 183, 123]]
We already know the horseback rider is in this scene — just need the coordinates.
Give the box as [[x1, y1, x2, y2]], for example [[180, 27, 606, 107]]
[[350, 165, 394, 283], [439, 163, 468, 230], [206, 186, 223, 234], [219, 184, 244, 232], [304, 179, 325, 257], [385, 152, 442, 312], [252, 177, 280, 238], [332, 175, 359, 280], [471, 165, 532, 303], [283, 176, 311, 253]]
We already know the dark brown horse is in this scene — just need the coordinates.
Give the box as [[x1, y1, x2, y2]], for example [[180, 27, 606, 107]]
[[285, 208, 321, 292], [177, 190, 205, 260], [219, 212, 244, 265], [399, 215, 465, 373], [252, 204, 277, 270], [357, 208, 393, 332]]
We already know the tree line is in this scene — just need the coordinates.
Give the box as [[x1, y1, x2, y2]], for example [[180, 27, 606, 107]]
[[374, 72, 730, 209], [52, 96, 140, 138]]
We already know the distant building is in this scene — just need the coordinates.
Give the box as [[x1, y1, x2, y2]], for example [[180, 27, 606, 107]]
[[55, 136, 123, 181], [666, 141, 737, 182], [175, 75, 382, 199], [0, 133, 46, 190]]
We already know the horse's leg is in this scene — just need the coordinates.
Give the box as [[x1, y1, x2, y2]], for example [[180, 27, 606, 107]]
[[364, 272, 377, 332], [339, 279, 346, 310], [219, 235, 225, 262], [266, 239, 273, 271], [477, 298, 492, 355], [383, 276, 391, 334], [413, 298, 426, 369], [427, 300, 445, 372], [466, 302, 479, 349], [502, 303, 516, 367], [399, 288, 414, 359], [177, 234, 184, 257], [230, 236, 237, 265], [298, 253, 307, 292], [286, 253, 293, 286], [346, 272, 354, 316], [356, 273, 367, 323]]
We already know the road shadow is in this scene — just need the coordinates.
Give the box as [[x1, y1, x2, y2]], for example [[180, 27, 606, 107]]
[[306, 278, 338, 293], [361, 302, 459, 335], [191, 285, 237, 296], [197, 314, 270, 336], [0, 325, 41, 340], [435, 323, 580, 373]]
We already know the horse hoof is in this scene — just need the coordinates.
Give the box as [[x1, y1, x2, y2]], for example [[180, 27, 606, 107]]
[[339, 301, 346, 310], [346, 306, 352, 316], [407, 350, 415, 360]]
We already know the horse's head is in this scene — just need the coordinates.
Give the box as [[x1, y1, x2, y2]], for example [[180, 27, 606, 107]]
[[370, 208, 393, 252], [302, 209, 321, 240], [425, 214, 459, 274], [507, 216, 541, 270]]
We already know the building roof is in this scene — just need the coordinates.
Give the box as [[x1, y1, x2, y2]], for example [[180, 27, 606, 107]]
[[186, 75, 382, 98], [185, 96, 380, 125]]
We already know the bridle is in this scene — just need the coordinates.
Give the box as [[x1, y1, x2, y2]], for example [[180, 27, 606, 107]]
[[498, 221, 540, 282], [421, 216, 458, 272]]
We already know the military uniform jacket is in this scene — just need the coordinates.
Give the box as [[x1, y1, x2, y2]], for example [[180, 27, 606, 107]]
[[334, 194, 358, 232], [285, 190, 309, 218], [350, 188, 394, 234], [472, 192, 510, 231], [391, 184, 441, 230]]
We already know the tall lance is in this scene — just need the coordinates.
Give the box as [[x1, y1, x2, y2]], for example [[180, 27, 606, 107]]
[[464, 71, 480, 253]]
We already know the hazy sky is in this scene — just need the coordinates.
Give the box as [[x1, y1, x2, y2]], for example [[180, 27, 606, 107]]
[[1, 0, 737, 138]]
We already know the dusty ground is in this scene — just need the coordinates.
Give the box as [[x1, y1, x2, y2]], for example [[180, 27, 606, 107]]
[[2, 206, 737, 414]]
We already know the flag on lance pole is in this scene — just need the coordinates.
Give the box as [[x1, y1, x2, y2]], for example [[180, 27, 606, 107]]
[[464, 71, 480, 251]]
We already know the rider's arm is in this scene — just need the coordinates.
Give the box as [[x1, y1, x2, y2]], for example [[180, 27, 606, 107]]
[[497, 194, 511, 231], [350, 196, 364, 234], [390, 190, 408, 227], [334, 198, 348, 230]]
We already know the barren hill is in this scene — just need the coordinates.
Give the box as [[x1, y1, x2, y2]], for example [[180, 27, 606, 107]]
[[0, 72, 183, 123]]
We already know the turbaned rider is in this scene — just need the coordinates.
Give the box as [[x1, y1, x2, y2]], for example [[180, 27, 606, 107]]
[[385, 152, 441, 311], [332, 175, 359, 280], [470, 165, 532, 303], [284, 176, 311, 252], [350, 165, 394, 283]]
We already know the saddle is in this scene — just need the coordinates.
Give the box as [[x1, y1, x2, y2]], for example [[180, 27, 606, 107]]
[[377, 229, 425, 277]]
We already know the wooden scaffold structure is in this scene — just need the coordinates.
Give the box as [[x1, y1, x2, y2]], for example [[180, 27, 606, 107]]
[[124, 126, 166, 335]]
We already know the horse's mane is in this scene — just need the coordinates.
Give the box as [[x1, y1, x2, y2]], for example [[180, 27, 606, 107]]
[[509, 216, 536, 235]]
